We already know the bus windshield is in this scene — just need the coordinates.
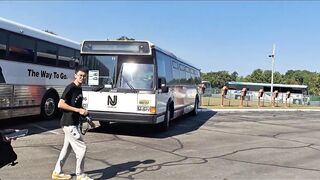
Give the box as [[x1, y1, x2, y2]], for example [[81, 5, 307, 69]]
[[117, 63, 154, 90], [81, 55, 117, 86], [81, 55, 154, 90]]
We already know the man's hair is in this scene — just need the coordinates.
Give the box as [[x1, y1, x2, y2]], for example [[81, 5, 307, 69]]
[[75, 66, 88, 74]]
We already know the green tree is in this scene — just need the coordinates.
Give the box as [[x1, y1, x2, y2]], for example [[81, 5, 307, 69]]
[[246, 69, 264, 82], [244, 69, 282, 84], [231, 71, 238, 81], [236, 76, 246, 82], [282, 70, 320, 95], [201, 69, 320, 95], [202, 71, 234, 88]]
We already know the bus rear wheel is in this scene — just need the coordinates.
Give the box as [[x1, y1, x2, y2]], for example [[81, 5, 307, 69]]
[[41, 92, 59, 120], [192, 98, 199, 116]]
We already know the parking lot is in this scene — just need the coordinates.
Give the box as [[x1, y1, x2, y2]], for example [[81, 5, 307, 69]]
[[2, 110, 320, 179]]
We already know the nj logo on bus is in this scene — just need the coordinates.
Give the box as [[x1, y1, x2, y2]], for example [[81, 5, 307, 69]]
[[107, 95, 117, 107]]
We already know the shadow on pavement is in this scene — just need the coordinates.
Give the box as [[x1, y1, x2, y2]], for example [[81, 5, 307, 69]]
[[1, 115, 41, 128], [1, 109, 217, 138], [90, 109, 217, 138], [0, 115, 61, 136], [75, 159, 156, 180]]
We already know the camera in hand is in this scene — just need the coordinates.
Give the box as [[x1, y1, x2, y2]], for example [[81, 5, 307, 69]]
[[80, 114, 93, 135], [81, 115, 92, 123]]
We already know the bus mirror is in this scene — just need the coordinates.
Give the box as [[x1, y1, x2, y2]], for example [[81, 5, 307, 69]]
[[161, 86, 169, 93], [158, 77, 166, 87], [158, 77, 168, 93]]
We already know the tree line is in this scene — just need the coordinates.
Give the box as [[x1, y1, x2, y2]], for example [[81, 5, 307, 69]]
[[201, 69, 320, 95]]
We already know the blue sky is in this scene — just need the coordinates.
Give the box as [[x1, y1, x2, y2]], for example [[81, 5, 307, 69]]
[[1, 1, 320, 76]]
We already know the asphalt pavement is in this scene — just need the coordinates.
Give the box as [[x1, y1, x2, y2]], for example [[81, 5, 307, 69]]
[[1, 110, 320, 179]]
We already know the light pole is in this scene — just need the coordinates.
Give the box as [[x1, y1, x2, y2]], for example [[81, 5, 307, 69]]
[[268, 44, 276, 98]]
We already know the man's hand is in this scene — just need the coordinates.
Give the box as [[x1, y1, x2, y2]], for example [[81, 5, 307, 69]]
[[78, 108, 88, 116]]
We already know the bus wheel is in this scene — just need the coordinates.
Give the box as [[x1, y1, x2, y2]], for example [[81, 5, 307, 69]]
[[99, 121, 110, 128], [192, 98, 199, 116], [41, 93, 59, 120], [159, 109, 170, 131]]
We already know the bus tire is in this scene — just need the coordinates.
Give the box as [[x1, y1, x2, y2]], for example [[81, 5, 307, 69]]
[[40, 92, 59, 120], [192, 98, 199, 116], [99, 121, 110, 128], [159, 108, 170, 131]]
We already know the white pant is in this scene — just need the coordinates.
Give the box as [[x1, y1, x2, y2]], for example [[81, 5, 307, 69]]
[[54, 126, 86, 175]]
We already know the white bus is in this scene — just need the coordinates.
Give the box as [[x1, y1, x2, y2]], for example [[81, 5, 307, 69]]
[[0, 18, 80, 120], [81, 40, 201, 130]]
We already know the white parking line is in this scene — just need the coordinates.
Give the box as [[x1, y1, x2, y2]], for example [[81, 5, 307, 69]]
[[30, 124, 60, 135]]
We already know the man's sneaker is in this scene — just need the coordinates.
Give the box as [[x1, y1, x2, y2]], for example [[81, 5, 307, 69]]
[[76, 174, 93, 180], [51, 171, 71, 180]]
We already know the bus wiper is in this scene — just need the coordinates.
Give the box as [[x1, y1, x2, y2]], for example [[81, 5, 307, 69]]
[[123, 78, 137, 93], [92, 85, 104, 92], [92, 77, 114, 92]]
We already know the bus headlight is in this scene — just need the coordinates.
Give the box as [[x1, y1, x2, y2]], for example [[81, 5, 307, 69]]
[[149, 107, 157, 113]]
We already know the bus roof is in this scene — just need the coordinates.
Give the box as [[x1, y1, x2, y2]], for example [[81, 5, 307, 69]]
[[0, 17, 80, 49], [81, 40, 200, 71], [228, 81, 308, 89], [153, 45, 200, 71]]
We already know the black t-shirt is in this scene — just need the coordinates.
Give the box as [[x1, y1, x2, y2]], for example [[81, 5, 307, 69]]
[[60, 82, 83, 127]]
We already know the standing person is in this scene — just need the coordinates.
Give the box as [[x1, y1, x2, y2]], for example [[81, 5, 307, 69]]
[[52, 66, 95, 180]]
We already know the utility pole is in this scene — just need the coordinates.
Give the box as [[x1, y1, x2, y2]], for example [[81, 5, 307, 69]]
[[269, 44, 276, 97]]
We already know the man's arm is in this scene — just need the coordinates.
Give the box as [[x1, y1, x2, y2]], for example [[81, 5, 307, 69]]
[[58, 99, 88, 116]]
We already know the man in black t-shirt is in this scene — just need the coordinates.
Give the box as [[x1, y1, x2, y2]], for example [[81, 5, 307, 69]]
[[52, 66, 95, 180]]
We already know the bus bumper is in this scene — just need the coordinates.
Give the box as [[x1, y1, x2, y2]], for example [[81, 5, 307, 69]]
[[88, 111, 159, 124]]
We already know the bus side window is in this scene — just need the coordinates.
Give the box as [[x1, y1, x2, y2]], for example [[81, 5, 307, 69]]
[[172, 60, 180, 84], [0, 30, 7, 59], [74, 50, 80, 67], [8, 33, 35, 63], [156, 51, 173, 86], [179, 64, 186, 84], [58, 46, 74, 68], [36, 40, 57, 66], [195, 70, 201, 84]]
